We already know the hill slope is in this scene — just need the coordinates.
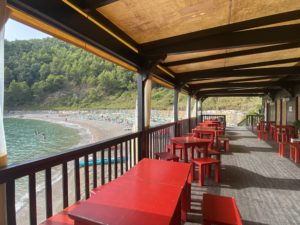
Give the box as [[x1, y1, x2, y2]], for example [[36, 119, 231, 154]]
[[4, 38, 261, 112]]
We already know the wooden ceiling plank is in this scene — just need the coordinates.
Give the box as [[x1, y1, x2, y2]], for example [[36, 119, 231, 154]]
[[86, 0, 118, 9], [162, 42, 300, 67], [178, 67, 300, 82], [191, 81, 281, 90], [143, 24, 300, 55], [178, 57, 300, 75], [141, 9, 300, 52]]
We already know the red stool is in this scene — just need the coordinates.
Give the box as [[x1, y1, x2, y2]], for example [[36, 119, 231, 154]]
[[290, 142, 300, 163], [196, 148, 221, 161], [278, 133, 288, 157], [208, 149, 221, 161], [166, 144, 183, 160], [191, 158, 220, 186], [155, 152, 179, 162], [217, 136, 229, 152]]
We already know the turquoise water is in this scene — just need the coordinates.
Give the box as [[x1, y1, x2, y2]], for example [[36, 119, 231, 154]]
[[3, 118, 81, 216], [4, 118, 80, 164]]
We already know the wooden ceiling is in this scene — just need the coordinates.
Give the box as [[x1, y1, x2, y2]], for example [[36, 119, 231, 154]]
[[7, 0, 300, 98]]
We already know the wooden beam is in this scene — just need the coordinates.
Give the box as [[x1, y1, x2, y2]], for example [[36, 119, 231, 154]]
[[142, 9, 300, 53], [83, 0, 118, 9], [7, 0, 142, 67], [190, 81, 282, 90], [204, 93, 265, 97], [180, 57, 300, 80], [178, 67, 300, 82], [142, 24, 300, 55], [197, 88, 269, 94], [163, 42, 300, 67]]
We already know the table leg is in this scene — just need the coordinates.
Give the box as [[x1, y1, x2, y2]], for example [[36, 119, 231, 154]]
[[215, 163, 220, 183], [190, 146, 195, 160], [184, 146, 188, 163], [199, 165, 204, 186], [295, 149, 299, 163]]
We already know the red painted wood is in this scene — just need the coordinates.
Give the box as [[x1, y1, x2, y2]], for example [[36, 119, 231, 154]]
[[40, 203, 81, 225], [69, 178, 181, 225], [202, 193, 242, 225], [155, 152, 179, 161], [171, 137, 211, 162], [69, 159, 191, 225], [191, 158, 220, 186]]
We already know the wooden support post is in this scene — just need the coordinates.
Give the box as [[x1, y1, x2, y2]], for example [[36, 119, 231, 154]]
[[144, 79, 152, 129], [296, 96, 298, 121], [195, 99, 199, 124], [174, 89, 179, 136], [0, 3, 10, 224], [187, 95, 191, 132], [137, 74, 146, 160]]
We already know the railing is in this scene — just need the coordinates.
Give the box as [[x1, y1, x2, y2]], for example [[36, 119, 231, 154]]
[[0, 118, 197, 225], [143, 122, 176, 159], [200, 115, 226, 127], [245, 114, 263, 129], [0, 132, 140, 225], [176, 118, 190, 136]]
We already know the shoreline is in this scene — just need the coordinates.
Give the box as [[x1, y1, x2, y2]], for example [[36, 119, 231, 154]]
[[5, 110, 130, 224]]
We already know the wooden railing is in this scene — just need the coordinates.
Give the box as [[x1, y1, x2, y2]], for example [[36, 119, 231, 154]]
[[0, 118, 196, 225], [245, 114, 263, 129], [200, 115, 226, 127]]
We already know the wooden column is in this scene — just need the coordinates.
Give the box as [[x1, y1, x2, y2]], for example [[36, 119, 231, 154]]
[[144, 79, 152, 129], [296, 96, 300, 121], [173, 89, 179, 136], [174, 89, 179, 122], [0, 2, 10, 225], [282, 99, 287, 126], [280, 99, 283, 126], [137, 74, 147, 160], [195, 99, 199, 124], [187, 95, 191, 132]]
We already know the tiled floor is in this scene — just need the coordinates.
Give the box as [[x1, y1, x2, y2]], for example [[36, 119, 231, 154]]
[[185, 127, 300, 225]]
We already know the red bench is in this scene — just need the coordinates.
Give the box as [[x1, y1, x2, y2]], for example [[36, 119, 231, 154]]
[[39, 203, 81, 225], [202, 193, 242, 225]]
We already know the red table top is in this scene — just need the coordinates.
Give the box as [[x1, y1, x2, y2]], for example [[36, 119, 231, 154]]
[[122, 158, 191, 188], [69, 179, 182, 225], [171, 136, 211, 145], [69, 159, 190, 225]]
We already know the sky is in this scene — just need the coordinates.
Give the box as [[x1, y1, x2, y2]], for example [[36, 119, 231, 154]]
[[4, 19, 51, 41]]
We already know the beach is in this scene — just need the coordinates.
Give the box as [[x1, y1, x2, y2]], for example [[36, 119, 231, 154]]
[[5, 110, 132, 224]]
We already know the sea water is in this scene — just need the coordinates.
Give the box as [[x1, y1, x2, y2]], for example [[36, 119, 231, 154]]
[[4, 118, 80, 213]]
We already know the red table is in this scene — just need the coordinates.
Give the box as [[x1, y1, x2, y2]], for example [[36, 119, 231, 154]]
[[170, 136, 211, 163], [69, 159, 191, 225]]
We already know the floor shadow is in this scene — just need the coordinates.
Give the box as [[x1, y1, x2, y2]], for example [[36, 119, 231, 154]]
[[230, 145, 275, 154], [221, 165, 300, 191], [230, 136, 258, 140], [242, 220, 269, 225]]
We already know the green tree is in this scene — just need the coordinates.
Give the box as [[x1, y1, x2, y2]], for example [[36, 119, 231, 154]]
[[6, 80, 31, 106]]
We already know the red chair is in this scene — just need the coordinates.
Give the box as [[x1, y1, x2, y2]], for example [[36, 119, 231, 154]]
[[290, 142, 300, 163], [166, 144, 183, 160], [278, 132, 288, 157], [202, 194, 242, 225], [191, 158, 220, 186], [154, 152, 179, 162]]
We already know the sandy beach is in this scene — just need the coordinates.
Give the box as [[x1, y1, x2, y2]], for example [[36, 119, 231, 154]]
[[5, 110, 132, 224]]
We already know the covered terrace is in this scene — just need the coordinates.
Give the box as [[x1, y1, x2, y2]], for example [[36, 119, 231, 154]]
[[0, 0, 300, 225]]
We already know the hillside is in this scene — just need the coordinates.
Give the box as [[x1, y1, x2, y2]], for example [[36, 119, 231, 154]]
[[4, 38, 261, 112]]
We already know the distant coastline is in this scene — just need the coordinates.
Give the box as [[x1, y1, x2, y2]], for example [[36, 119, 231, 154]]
[[5, 110, 131, 224], [5, 110, 132, 144]]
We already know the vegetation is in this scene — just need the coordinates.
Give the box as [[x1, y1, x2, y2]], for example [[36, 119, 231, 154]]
[[4, 38, 261, 113]]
